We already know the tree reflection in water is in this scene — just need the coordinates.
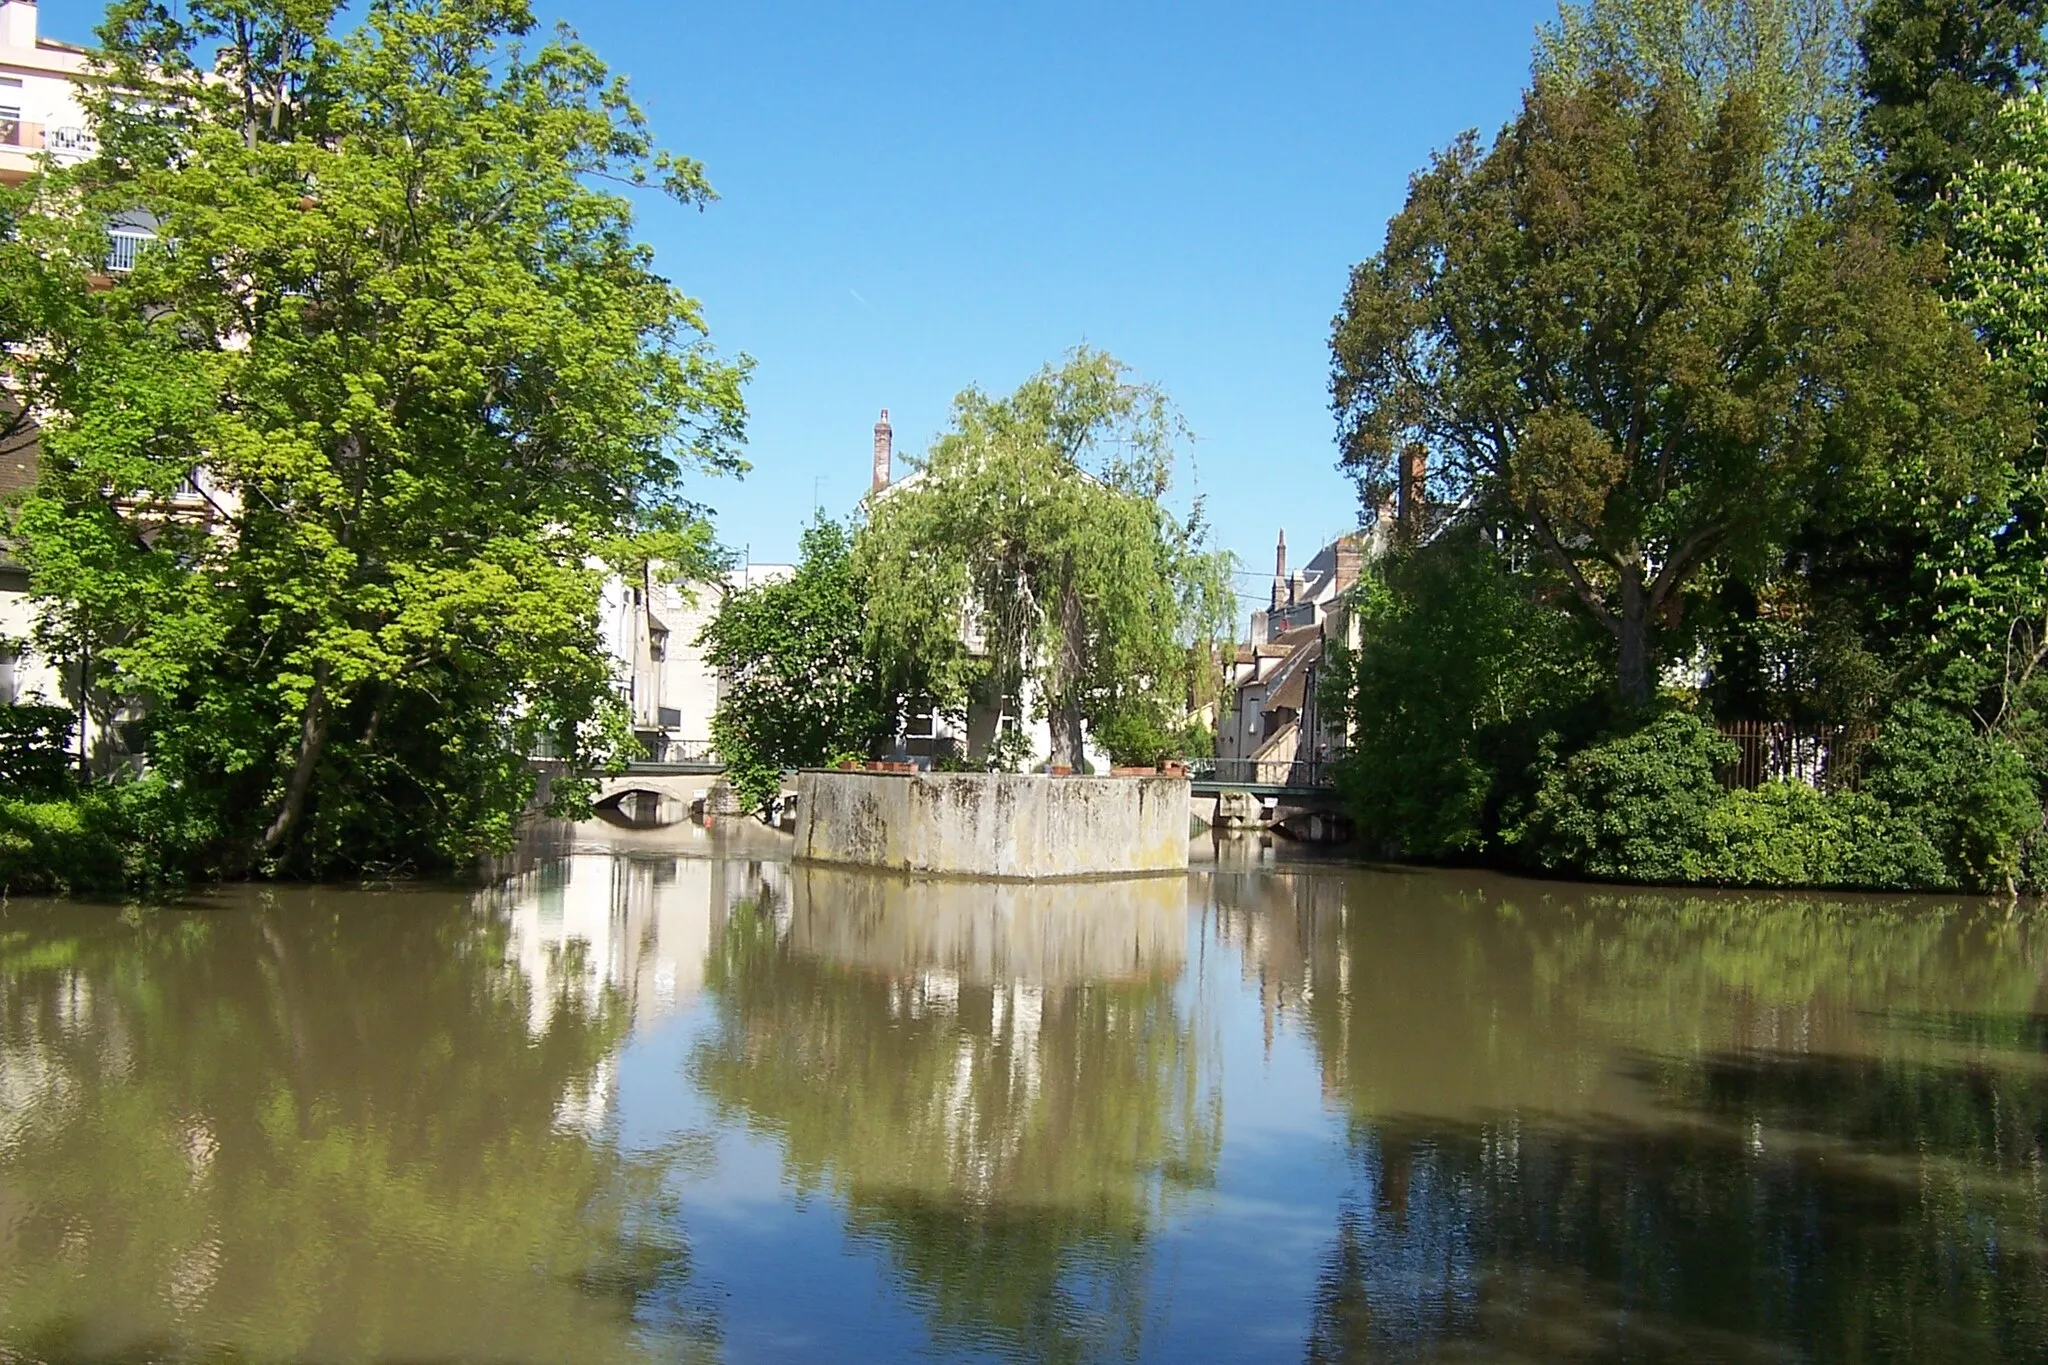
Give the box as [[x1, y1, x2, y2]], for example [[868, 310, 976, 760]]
[[1222, 871, 2048, 1362], [0, 886, 712, 1364], [693, 866, 1219, 1364]]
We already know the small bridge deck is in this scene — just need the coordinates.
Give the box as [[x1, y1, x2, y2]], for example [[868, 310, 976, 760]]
[[1187, 758, 1339, 804]]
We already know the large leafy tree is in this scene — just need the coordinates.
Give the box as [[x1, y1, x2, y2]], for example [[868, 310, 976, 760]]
[[1858, 0, 2048, 233], [4, 0, 745, 874], [1925, 90, 2048, 728], [1537, 0, 1866, 208], [697, 517, 888, 812], [1330, 71, 2008, 707], [855, 349, 1233, 771]]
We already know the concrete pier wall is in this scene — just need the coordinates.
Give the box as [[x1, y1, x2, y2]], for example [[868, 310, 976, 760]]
[[793, 770, 1189, 879]]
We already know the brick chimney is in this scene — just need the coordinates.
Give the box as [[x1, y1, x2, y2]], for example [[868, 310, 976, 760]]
[[1270, 529, 1287, 612], [871, 408, 892, 496], [1398, 443, 1426, 536], [1333, 535, 1364, 593], [1, 0, 37, 50]]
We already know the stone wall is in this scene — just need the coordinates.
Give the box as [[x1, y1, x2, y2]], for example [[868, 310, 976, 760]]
[[793, 770, 1189, 879]]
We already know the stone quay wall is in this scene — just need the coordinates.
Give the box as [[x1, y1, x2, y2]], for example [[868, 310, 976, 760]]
[[792, 770, 1190, 879]]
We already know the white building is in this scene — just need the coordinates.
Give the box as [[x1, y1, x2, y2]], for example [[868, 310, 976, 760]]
[[597, 559, 793, 762], [0, 1, 96, 189], [3, 1, 108, 730], [1218, 529, 1370, 780]]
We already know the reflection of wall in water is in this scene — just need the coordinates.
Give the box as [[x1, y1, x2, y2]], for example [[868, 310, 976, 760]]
[[789, 865, 1187, 988]]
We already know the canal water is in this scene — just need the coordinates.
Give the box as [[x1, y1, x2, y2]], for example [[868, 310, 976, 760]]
[[1, 825, 2044, 1363]]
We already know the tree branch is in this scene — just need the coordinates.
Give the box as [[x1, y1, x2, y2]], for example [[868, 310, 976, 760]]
[[1528, 509, 1618, 634], [1647, 523, 1722, 609]]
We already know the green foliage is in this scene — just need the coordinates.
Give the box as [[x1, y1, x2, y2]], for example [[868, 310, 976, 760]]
[[1513, 711, 1735, 882], [1330, 67, 2005, 706], [1862, 698, 2041, 890], [2, 0, 745, 877], [1858, 0, 2048, 232], [699, 517, 887, 811], [0, 703, 75, 797], [1325, 529, 1606, 858], [0, 794, 126, 897], [856, 349, 1235, 770], [1693, 780, 1950, 889], [1538, 0, 1865, 208]]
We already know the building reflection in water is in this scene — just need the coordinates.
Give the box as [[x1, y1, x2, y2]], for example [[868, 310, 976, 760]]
[[694, 863, 1215, 1363]]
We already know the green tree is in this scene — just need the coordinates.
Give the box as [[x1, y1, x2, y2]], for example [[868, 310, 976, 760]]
[[1858, 0, 2048, 233], [1913, 91, 2048, 771], [1330, 71, 2007, 707], [697, 517, 887, 811], [4, 0, 746, 875], [1322, 527, 1606, 858], [856, 349, 1233, 771], [1537, 0, 1866, 208]]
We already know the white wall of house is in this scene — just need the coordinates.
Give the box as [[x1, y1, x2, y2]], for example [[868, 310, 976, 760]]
[[597, 562, 794, 762], [0, 1, 96, 187], [0, 568, 63, 707]]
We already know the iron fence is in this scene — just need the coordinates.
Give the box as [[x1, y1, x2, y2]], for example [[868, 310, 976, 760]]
[[1717, 720, 1871, 792]]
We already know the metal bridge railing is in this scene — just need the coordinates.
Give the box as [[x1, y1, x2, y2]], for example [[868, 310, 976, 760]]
[[1187, 756, 1340, 789]]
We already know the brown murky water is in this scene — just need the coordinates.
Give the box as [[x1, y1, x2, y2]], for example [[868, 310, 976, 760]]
[[0, 824, 2043, 1361]]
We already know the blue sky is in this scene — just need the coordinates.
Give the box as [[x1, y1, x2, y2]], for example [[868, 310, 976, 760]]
[[56, 0, 1557, 601], [559, 0, 1561, 595]]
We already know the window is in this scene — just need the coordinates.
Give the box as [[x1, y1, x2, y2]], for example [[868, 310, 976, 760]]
[[0, 650, 15, 706], [0, 78, 22, 149]]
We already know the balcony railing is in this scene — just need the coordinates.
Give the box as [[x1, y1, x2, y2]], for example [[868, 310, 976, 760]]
[[105, 229, 155, 274], [0, 117, 42, 150]]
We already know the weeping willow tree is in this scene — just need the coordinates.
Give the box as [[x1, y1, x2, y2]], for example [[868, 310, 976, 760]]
[[855, 349, 1234, 770]]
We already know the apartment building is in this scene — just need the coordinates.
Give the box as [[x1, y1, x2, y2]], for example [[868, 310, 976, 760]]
[[2, 1, 83, 712], [0, 0, 95, 187]]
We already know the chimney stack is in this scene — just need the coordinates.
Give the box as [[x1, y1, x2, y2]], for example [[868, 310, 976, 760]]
[[1270, 530, 1288, 613], [1, 0, 38, 50], [1398, 443, 1427, 537], [871, 408, 892, 496]]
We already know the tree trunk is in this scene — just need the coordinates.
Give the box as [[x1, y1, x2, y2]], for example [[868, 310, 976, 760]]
[[1048, 568, 1088, 770], [1617, 561, 1653, 709], [261, 663, 329, 855]]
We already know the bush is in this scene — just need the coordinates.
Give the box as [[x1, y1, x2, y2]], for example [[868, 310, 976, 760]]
[[0, 793, 128, 897], [0, 703, 76, 797], [1862, 699, 2040, 891], [0, 774, 212, 900], [1513, 711, 1733, 882], [1692, 781, 1949, 890], [1093, 702, 1178, 768]]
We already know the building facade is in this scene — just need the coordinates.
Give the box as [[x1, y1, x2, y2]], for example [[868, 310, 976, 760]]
[[1218, 530, 1372, 781], [597, 559, 794, 763], [0, 0, 96, 188]]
